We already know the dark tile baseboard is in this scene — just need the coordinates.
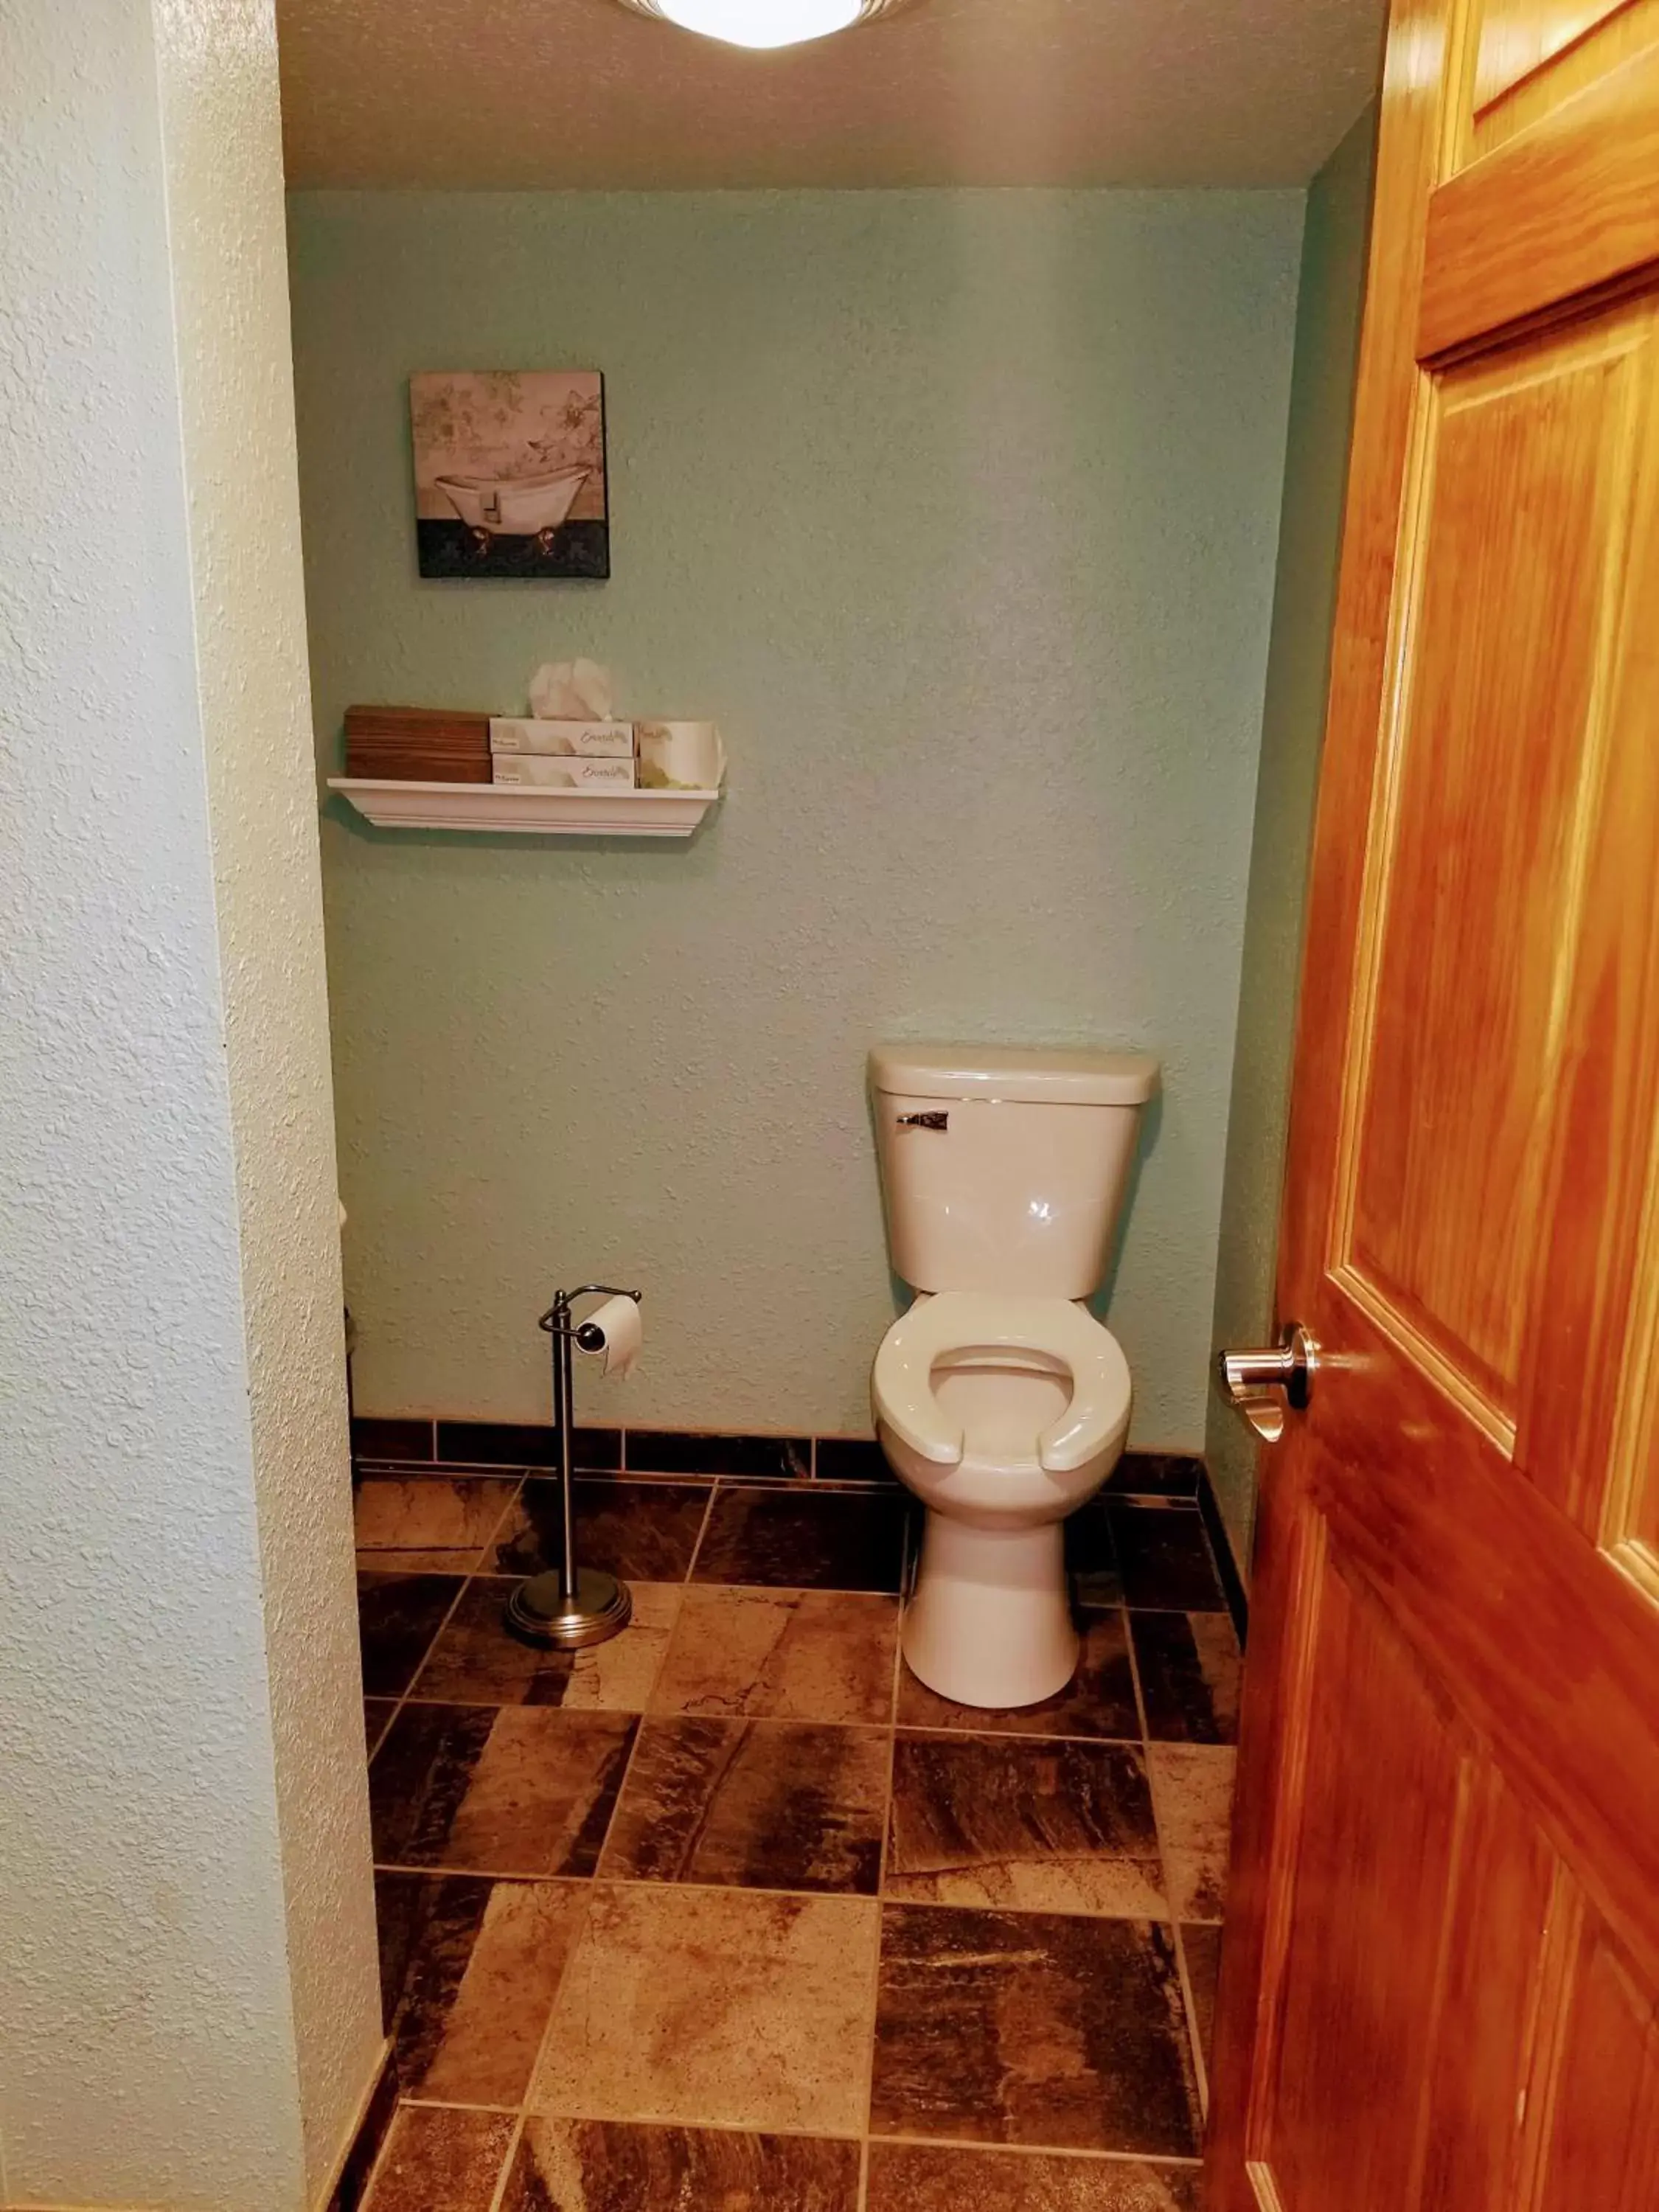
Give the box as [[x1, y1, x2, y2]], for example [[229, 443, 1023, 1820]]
[[325, 2048, 400, 2212], [1103, 1450, 1203, 1499], [627, 1428, 810, 1481], [814, 1436, 888, 1484], [1194, 1464, 1250, 1645], [351, 1416, 436, 1463], [434, 1419, 622, 1471], [352, 1416, 1208, 1507]]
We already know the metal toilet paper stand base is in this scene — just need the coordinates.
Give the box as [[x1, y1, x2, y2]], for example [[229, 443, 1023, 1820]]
[[505, 1284, 641, 1651]]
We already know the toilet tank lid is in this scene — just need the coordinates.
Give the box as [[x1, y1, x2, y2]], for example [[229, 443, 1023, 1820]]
[[869, 1043, 1161, 1106]]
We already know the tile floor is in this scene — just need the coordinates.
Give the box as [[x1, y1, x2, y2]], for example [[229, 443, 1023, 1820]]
[[347, 1462, 1239, 2211]]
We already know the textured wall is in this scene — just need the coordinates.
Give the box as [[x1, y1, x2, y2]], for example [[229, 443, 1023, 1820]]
[[0, 1, 379, 2203], [288, 189, 1304, 1445], [1206, 108, 1378, 1574], [152, 0, 385, 2198]]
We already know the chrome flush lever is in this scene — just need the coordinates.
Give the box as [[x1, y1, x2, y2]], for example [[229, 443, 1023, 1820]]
[[1216, 1322, 1318, 1442], [897, 1111, 949, 1130]]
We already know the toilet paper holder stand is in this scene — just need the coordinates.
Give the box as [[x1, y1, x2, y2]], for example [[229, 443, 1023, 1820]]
[[504, 1283, 642, 1651]]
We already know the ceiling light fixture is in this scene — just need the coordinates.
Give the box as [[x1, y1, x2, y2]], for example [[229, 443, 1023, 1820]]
[[616, 0, 914, 52]]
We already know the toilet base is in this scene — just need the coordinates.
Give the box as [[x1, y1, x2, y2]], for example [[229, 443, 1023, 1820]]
[[902, 1512, 1078, 1709]]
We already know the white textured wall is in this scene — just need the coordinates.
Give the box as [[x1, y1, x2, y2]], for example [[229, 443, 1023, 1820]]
[[152, 1, 386, 2199], [0, 2, 380, 2204], [289, 190, 1304, 1446]]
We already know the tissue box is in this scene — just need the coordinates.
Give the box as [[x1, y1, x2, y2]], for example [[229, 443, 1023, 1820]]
[[490, 717, 635, 759], [493, 754, 637, 789]]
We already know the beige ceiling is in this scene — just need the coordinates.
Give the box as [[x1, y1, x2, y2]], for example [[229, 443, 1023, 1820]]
[[277, 0, 1385, 191]]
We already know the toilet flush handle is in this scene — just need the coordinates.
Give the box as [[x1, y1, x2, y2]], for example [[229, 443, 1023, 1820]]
[[897, 1111, 948, 1130]]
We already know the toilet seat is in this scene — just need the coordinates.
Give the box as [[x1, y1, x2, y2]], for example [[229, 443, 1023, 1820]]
[[873, 1292, 1131, 1476]]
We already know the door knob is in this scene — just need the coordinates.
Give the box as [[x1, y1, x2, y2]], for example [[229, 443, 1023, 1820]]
[[1216, 1323, 1318, 1441]]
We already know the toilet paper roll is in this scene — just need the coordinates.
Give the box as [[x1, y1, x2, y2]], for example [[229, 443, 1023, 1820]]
[[636, 720, 726, 791], [577, 1294, 643, 1379]]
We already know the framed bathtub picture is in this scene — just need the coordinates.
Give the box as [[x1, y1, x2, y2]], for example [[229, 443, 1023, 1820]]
[[410, 370, 609, 579]]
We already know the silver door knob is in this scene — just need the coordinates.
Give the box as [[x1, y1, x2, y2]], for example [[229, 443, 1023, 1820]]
[[1216, 1322, 1318, 1441]]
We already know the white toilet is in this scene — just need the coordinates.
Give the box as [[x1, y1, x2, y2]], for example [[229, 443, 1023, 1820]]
[[869, 1043, 1160, 1709]]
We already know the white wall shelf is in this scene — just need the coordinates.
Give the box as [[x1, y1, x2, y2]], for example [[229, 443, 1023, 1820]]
[[327, 777, 720, 839]]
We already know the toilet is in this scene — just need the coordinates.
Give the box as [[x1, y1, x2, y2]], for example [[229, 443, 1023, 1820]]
[[869, 1042, 1159, 1709]]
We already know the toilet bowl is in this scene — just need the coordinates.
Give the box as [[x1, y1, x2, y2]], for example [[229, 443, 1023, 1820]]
[[867, 1041, 1158, 1711], [874, 1291, 1131, 1706]]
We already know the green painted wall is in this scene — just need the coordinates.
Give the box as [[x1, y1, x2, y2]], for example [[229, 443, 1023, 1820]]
[[288, 189, 1304, 1441], [1206, 109, 1379, 1569]]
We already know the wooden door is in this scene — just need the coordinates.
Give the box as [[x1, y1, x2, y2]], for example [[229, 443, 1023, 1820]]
[[1207, 5, 1659, 2208]]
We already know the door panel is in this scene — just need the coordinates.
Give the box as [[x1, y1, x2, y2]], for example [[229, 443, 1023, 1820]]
[[1515, 312, 1659, 1528], [1208, 1, 1659, 2205], [1251, 1536, 1587, 2212], [1234, 1388, 1659, 2211], [1259, 1551, 1467, 2211], [1415, 1765, 1558, 2211], [1338, 294, 1659, 1487], [1471, 0, 1659, 153], [1609, 1260, 1659, 1585], [1340, 305, 1650, 1436], [1534, 1915, 1659, 2210], [1422, 39, 1659, 356], [1475, 0, 1641, 114]]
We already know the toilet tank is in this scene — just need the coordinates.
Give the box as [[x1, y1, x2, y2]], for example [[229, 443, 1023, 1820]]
[[870, 1044, 1160, 1298]]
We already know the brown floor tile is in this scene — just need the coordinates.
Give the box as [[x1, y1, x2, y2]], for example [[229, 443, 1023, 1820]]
[[354, 1473, 519, 1574], [414, 1579, 679, 1708], [886, 1733, 1164, 1916], [374, 1872, 585, 2106], [872, 1905, 1200, 2157], [866, 2143, 1200, 2211], [627, 1429, 811, 1480], [601, 1717, 888, 1895], [358, 1572, 463, 1698], [494, 1479, 711, 1582], [1131, 1611, 1242, 1745], [692, 1485, 907, 1593], [897, 1609, 1139, 1741], [1107, 1504, 1225, 1613], [1148, 1745, 1236, 1922], [501, 2118, 860, 2210], [365, 1699, 397, 1759], [653, 1586, 898, 1724], [1180, 1922, 1222, 2079], [361, 2105, 516, 2212], [369, 1703, 636, 1877], [529, 1882, 878, 2136]]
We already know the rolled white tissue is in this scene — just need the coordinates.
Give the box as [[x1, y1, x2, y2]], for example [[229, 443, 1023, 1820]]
[[578, 1293, 641, 1379], [529, 658, 613, 720]]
